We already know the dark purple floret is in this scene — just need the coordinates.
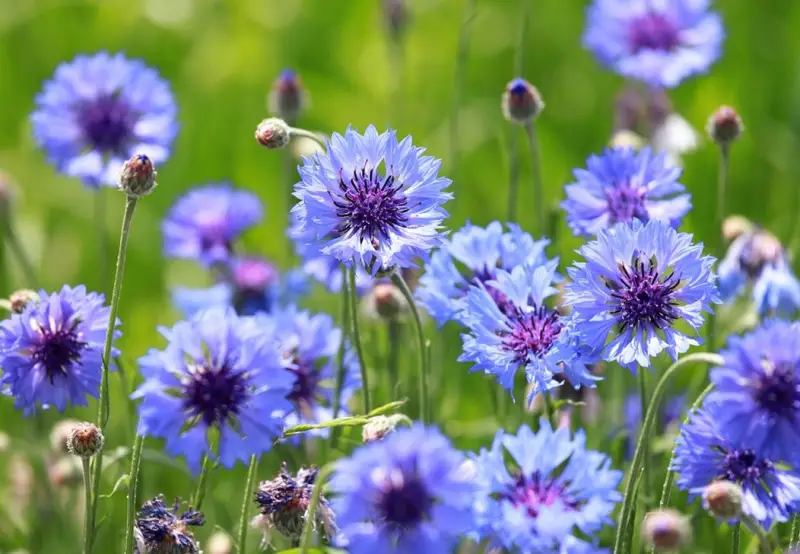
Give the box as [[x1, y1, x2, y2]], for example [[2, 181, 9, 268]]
[[254, 462, 317, 516], [78, 94, 136, 154], [286, 353, 322, 411], [182, 361, 249, 428], [720, 449, 774, 486], [502, 306, 563, 363], [333, 167, 409, 246], [377, 472, 433, 529], [606, 184, 648, 224], [753, 361, 800, 420], [501, 471, 579, 519], [30, 321, 86, 382], [628, 13, 680, 53], [608, 257, 681, 332], [136, 495, 204, 554]]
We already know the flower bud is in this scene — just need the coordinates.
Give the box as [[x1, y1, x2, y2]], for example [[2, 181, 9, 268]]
[[50, 418, 82, 454], [118, 154, 157, 198], [206, 530, 233, 554], [362, 415, 398, 443], [255, 118, 291, 150], [383, 0, 408, 40], [642, 509, 692, 552], [703, 480, 743, 520], [268, 69, 306, 124], [66, 421, 105, 459], [9, 289, 38, 314], [372, 282, 407, 320], [48, 456, 83, 488], [502, 78, 544, 124], [722, 215, 754, 242], [707, 105, 744, 146]]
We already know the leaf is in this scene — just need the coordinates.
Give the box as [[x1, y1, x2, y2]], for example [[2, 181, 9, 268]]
[[366, 398, 408, 417], [282, 399, 409, 437], [551, 398, 586, 411], [101, 473, 130, 498]]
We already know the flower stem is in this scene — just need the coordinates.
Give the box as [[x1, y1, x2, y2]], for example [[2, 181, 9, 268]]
[[523, 120, 545, 236], [236, 454, 259, 554], [708, 143, 730, 354], [506, 0, 530, 225], [332, 264, 351, 420], [298, 463, 334, 553], [191, 454, 212, 511], [732, 521, 741, 554], [791, 515, 799, 545], [541, 392, 555, 428], [387, 318, 401, 399], [348, 266, 371, 413], [449, 0, 475, 177], [613, 352, 724, 553], [638, 371, 652, 508], [89, 196, 138, 551], [289, 127, 327, 151], [1, 207, 39, 288], [95, 190, 107, 292], [81, 458, 93, 554], [123, 435, 144, 554], [391, 268, 429, 424], [742, 515, 774, 554]]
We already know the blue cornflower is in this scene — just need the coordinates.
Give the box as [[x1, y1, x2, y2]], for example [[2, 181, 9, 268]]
[[131, 307, 292, 473], [707, 319, 800, 466], [416, 221, 554, 327], [134, 495, 204, 554], [459, 263, 599, 400], [0, 285, 119, 415], [672, 407, 800, 526], [583, 0, 724, 89], [621, 390, 686, 459], [31, 52, 177, 188], [471, 421, 622, 553], [561, 147, 691, 238], [162, 184, 263, 266], [564, 219, 718, 371], [257, 306, 360, 437], [718, 229, 800, 316], [171, 257, 308, 318], [329, 424, 477, 554], [291, 125, 452, 274]]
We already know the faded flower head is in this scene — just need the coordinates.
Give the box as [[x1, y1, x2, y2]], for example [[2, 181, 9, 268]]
[[291, 125, 452, 275], [131, 307, 292, 473], [268, 69, 305, 124], [66, 421, 104, 458], [583, 0, 724, 88], [564, 219, 719, 371], [255, 118, 291, 150], [134, 495, 204, 554], [31, 52, 177, 188], [642, 509, 692, 552], [707, 105, 744, 146], [119, 153, 157, 197], [162, 184, 263, 266], [561, 147, 691, 237], [0, 285, 120, 415], [502, 78, 544, 124]]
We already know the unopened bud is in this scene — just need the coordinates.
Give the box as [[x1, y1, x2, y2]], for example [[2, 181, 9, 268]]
[[206, 530, 233, 554], [707, 105, 744, 146], [642, 509, 692, 552], [268, 69, 306, 124], [502, 78, 544, 124], [372, 282, 406, 320], [722, 215, 754, 242], [9, 289, 38, 313], [66, 422, 104, 458], [119, 154, 157, 198], [362, 415, 398, 443], [255, 118, 291, 150], [50, 418, 82, 454], [703, 480, 743, 520], [383, 0, 408, 40]]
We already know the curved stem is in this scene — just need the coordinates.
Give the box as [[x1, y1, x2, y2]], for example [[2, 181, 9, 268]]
[[523, 120, 545, 236], [89, 196, 138, 551], [348, 266, 371, 413], [298, 464, 334, 553], [613, 352, 724, 553], [191, 455, 212, 511], [123, 435, 144, 554], [81, 458, 93, 554], [289, 127, 327, 151], [742, 515, 773, 554], [391, 269, 429, 424], [2, 211, 39, 288], [236, 454, 259, 554], [732, 521, 741, 554]]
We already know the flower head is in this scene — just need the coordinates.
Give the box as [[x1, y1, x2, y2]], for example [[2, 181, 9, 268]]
[[131, 307, 292, 473], [31, 52, 177, 188], [561, 147, 691, 237], [268, 69, 305, 123], [0, 285, 119, 415], [417, 221, 554, 327], [502, 78, 545, 124], [671, 407, 800, 526], [329, 424, 477, 554], [119, 153, 157, 198], [471, 421, 622, 553], [459, 263, 599, 400], [583, 0, 724, 88], [291, 125, 452, 274], [255, 118, 291, 150], [162, 184, 263, 266], [564, 219, 718, 371], [66, 422, 104, 459], [707, 319, 800, 466], [707, 105, 744, 146], [134, 495, 204, 554], [171, 257, 308, 318]]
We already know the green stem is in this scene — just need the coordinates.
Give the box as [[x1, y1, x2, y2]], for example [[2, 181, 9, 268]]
[[708, 143, 730, 354], [523, 120, 545, 236], [507, 129, 520, 224], [332, 264, 350, 420], [732, 522, 741, 554], [742, 515, 773, 554], [791, 514, 799, 545], [95, 190, 108, 293], [123, 435, 144, 554], [236, 454, 259, 554], [387, 318, 401, 399], [638, 371, 651, 508], [89, 196, 138, 550], [541, 392, 555, 428], [81, 458, 93, 554], [348, 266, 371, 414], [391, 269, 429, 424], [289, 127, 327, 151], [613, 352, 724, 553], [298, 464, 334, 553], [191, 455, 212, 511], [449, 0, 475, 176], [2, 208, 38, 288]]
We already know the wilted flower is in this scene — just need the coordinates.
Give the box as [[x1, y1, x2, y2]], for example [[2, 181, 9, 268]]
[[134, 495, 204, 554], [31, 52, 177, 188]]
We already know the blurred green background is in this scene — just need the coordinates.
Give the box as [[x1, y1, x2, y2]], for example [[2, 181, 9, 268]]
[[1, 0, 800, 552]]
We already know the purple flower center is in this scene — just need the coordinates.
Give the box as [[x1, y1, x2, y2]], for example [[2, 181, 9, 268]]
[[501, 471, 579, 519], [628, 12, 680, 53], [32, 322, 86, 382], [753, 361, 800, 420], [502, 306, 563, 363], [608, 257, 681, 332], [286, 354, 322, 411], [606, 183, 648, 224], [333, 167, 409, 246], [376, 469, 433, 529], [720, 448, 773, 486], [182, 360, 249, 428], [231, 259, 278, 315], [78, 93, 137, 154]]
